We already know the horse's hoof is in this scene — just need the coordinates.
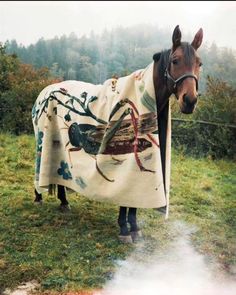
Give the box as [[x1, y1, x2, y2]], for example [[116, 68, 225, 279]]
[[130, 230, 143, 242], [59, 204, 71, 212], [118, 234, 133, 244]]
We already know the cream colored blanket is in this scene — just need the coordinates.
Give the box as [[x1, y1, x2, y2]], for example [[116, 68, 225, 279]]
[[32, 62, 171, 212]]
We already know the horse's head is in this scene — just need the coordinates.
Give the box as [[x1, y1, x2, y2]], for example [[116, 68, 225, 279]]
[[153, 25, 203, 114], [168, 25, 203, 114]]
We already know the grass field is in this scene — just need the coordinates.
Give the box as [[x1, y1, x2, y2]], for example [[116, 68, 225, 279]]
[[0, 133, 235, 294]]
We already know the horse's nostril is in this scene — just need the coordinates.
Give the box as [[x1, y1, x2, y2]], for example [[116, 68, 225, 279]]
[[183, 94, 189, 104], [183, 94, 197, 106]]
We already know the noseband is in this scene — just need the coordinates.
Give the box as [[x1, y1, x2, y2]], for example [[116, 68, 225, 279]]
[[165, 69, 198, 92]]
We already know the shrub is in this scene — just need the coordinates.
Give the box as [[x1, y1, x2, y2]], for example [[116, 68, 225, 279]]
[[171, 76, 236, 159], [0, 46, 61, 134]]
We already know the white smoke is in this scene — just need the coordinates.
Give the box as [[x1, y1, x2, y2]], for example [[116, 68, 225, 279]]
[[95, 221, 236, 295]]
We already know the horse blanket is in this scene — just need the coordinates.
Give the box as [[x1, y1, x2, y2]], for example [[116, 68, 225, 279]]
[[32, 62, 171, 214]]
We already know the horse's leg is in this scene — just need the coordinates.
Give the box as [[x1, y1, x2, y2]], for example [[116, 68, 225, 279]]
[[118, 207, 132, 243], [128, 207, 142, 242], [57, 185, 70, 211], [34, 189, 42, 204]]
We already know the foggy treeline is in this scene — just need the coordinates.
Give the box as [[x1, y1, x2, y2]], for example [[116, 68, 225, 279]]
[[5, 24, 236, 91]]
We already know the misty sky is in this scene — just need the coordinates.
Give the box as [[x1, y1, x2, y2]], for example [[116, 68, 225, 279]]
[[0, 1, 236, 49]]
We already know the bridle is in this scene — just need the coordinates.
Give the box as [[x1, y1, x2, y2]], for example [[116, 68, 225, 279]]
[[155, 49, 200, 116], [165, 69, 198, 93], [164, 53, 199, 94]]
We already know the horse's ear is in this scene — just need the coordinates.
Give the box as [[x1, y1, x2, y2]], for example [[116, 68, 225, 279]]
[[172, 25, 182, 51], [153, 52, 161, 62], [191, 28, 203, 50]]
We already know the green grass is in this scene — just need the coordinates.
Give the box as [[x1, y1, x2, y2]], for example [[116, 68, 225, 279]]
[[0, 133, 235, 293], [170, 152, 236, 269]]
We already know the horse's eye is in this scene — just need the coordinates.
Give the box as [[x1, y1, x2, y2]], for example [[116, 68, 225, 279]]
[[172, 59, 179, 65], [199, 62, 203, 67]]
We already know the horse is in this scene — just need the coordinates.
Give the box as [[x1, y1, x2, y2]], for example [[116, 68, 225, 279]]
[[33, 25, 203, 243]]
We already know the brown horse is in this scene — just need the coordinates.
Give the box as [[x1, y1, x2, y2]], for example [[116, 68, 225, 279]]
[[34, 25, 203, 243]]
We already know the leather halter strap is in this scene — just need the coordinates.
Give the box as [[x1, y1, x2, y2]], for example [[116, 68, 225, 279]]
[[164, 68, 199, 92]]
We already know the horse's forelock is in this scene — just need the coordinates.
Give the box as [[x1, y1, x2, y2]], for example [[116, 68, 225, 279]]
[[180, 42, 196, 67]]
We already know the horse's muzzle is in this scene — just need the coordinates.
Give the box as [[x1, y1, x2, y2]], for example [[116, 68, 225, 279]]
[[181, 94, 197, 114]]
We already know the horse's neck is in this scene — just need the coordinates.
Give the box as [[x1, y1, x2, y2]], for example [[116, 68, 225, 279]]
[[153, 61, 171, 116], [153, 59, 171, 194]]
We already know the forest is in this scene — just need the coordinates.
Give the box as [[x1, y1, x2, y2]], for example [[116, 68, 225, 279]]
[[5, 24, 236, 89], [1, 24, 235, 158]]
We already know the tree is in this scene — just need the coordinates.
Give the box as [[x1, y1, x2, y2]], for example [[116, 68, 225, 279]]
[[0, 43, 19, 92], [0, 47, 61, 134], [50, 62, 65, 79]]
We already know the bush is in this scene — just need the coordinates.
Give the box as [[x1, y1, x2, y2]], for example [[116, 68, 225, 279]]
[[171, 76, 236, 159], [0, 46, 61, 134], [172, 121, 235, 159]]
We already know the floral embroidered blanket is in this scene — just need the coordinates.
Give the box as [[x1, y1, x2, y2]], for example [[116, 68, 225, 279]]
[[32, 62, 171, 213]]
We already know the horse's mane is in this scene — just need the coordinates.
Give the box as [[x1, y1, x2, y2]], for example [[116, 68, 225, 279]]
[[153, 49, 171, 84]]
